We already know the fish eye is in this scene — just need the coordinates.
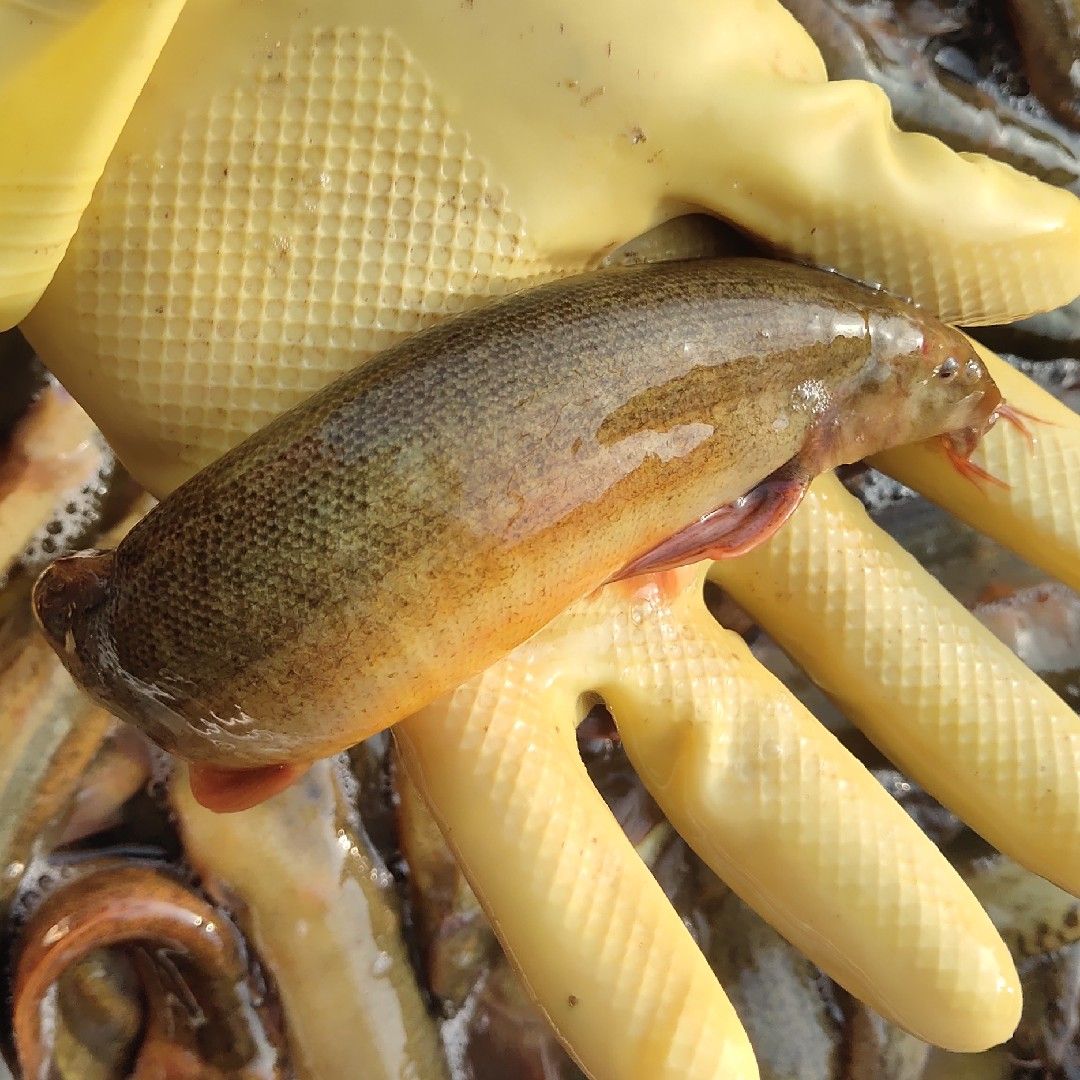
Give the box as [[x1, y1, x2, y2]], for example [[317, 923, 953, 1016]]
[[935, 357, 960, 379], [962, 358, 984, 385]]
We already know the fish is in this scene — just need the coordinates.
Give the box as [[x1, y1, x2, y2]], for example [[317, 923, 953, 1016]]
[[32, 258, 1004, 801], [1006, 0, 1080, 133]]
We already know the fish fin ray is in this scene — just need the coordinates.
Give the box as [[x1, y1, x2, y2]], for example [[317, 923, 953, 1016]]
[[188, 761, 307, 813], [610, 460, 809, 580]]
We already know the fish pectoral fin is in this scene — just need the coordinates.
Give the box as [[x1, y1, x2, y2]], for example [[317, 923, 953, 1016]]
[[611, 460, 809, 580], [188, 761, 308, 813]]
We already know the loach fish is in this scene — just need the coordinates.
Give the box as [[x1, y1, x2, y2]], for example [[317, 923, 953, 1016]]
[[1006, 0, 1080, 133], [32, 258, 1004, 804]]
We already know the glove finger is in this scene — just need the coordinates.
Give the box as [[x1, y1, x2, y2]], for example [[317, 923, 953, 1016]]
[[395, 661, 758, 1080], [677, 73, 1080, 325], [587, 575, 1019, 1052], [872, 343, 1080, 593], [709, 474, 1080, 896], [0, 0, 185, 329], [953, 845, 1080, 960]]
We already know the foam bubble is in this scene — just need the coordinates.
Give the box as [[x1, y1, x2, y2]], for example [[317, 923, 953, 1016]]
[[20, 436, 116, 575]]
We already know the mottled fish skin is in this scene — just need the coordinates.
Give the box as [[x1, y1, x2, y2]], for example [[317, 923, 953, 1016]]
[[32, 258, 999, 767], [1007, 0, 1080, 132]]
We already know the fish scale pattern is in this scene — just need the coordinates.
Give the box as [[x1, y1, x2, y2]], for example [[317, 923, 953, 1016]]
[[397, 648, 757, 1080], [713, 472, 1080, 898], [596, 585, 1016, 1050], [61, 24, 572, 481]]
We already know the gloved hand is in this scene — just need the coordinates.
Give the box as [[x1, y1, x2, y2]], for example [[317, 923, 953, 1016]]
[[9, 1, 1080, 1078], [0, 0, 185, 330]]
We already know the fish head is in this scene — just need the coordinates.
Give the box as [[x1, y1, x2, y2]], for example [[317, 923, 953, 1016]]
[[32, 549, 115, 694], [825, 313, 1003, 466], [903, 331, 1003, 456]]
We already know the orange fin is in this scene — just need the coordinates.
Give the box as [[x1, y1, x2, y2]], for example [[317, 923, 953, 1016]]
[[611, 462, 808, 581], [943, 439, 1009, 491], [188, 761, 307, 813], [607, 567, 698, 603]]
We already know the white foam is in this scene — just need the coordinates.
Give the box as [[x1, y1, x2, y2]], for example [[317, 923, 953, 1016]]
[[20, 434, 115, 574]]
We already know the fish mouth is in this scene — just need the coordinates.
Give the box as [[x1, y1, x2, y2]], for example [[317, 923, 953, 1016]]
[[937, 386, 1022, 490], [32, 550, 114, 664], [940, 384, 1003, 458]]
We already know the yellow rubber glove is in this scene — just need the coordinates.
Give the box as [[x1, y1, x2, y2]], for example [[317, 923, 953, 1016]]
[[0, 0, 187, 330], [18, 0, 1080, 493], [12, 1, 1080, 1078]]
